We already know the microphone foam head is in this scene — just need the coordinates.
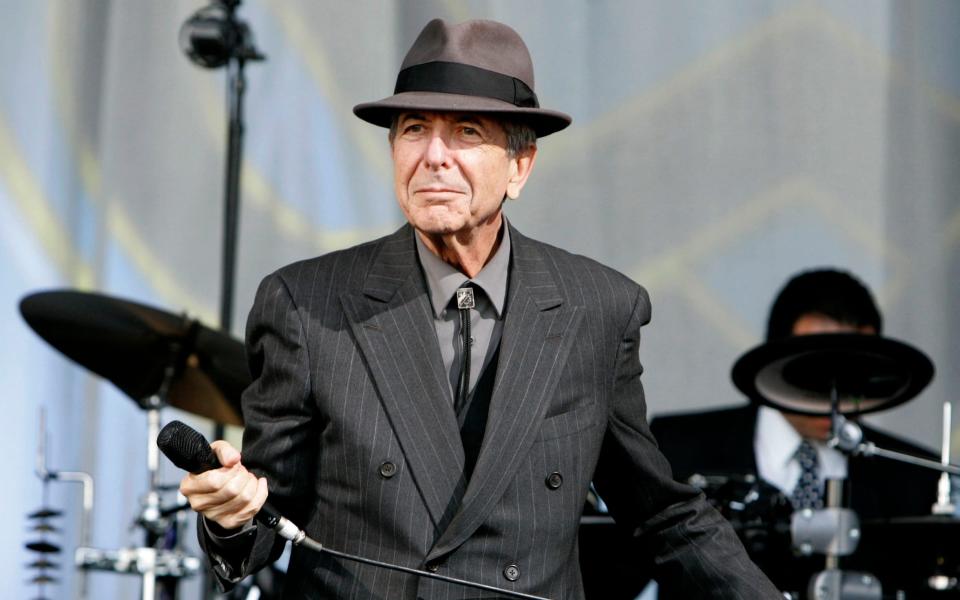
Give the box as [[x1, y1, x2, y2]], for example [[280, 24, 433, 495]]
[[157, 420, 220, 473]]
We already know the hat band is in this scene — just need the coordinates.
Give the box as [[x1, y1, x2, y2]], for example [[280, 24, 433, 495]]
[[394, 61, 539, 108]]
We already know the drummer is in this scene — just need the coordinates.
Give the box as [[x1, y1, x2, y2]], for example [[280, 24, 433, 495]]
[[650, 268, 940, 589]]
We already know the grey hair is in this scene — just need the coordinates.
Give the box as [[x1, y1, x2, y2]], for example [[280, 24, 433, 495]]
[[388, 114, 537, 157]]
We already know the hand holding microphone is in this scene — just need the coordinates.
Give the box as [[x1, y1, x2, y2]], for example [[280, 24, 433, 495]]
[[158, 420, 301, 541], [178, 437, 268, 530]]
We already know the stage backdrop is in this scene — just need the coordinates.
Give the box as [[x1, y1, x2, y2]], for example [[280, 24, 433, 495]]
[[1, 1, 958, 598]]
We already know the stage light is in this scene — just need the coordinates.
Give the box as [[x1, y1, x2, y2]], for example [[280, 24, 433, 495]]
[[179, 0, 263, 69]]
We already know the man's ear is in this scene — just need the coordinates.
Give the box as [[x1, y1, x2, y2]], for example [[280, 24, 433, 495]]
[[505, 145, 538, 200]]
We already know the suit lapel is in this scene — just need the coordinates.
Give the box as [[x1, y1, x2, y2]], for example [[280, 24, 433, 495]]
[[428, 226, 583, 560], [340, 226, 466, 529]]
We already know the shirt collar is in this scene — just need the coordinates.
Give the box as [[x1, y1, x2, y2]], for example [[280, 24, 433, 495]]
[[415, 222, 511, 319], [756, 404, 803, 470], [755, 405, 848, 487]]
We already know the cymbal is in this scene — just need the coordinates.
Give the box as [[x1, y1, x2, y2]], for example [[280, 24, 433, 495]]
[[25, 541, 60, 554], [731, 334, 934, 416], [20, 290, 248, 426], [26, 508, 62, 520]]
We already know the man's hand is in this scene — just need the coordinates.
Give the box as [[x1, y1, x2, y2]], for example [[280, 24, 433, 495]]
[[179, 440, 269, 531]]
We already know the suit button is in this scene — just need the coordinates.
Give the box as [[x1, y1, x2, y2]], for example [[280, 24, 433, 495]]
[[545, 472, 563, 489], [503, 564, 520, 581], [426, 560, 440, 573], [379, 461, 397, 478]]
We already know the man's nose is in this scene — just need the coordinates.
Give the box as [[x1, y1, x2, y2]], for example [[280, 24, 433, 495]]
[[424, 134, 451, 168]]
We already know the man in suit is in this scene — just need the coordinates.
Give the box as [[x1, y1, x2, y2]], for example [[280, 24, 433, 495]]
[[651, 268, 941, 595], [179, 18, 779, 599]]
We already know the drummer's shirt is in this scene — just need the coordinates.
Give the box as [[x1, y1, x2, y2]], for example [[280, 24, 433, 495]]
[[754, 405, 847, 495]]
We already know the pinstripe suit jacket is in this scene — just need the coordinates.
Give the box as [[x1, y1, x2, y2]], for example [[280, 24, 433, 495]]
[[201, 223, 779, 599]]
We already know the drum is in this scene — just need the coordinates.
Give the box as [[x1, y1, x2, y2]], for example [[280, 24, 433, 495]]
[[689, 472, 818, 596]]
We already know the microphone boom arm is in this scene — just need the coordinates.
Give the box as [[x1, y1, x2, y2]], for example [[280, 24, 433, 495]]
[[855, 441, 960, 476]]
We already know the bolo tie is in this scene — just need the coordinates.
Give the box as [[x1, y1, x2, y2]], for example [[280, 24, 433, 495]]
[[454, 284, 475, 413]]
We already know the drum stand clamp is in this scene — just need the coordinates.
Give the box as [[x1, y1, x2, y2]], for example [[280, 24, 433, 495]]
[[75, 545, 201, 578], [791, 480, 881, 600]]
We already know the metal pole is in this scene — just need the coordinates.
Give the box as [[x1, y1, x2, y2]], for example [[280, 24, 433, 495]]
[[219, 55, 245, 335], [933, 401, 955, 514]]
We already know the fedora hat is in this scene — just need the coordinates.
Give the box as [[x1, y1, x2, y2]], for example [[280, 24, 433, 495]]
[[353, 19, 571, 137]]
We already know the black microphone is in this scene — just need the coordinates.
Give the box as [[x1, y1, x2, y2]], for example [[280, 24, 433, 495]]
[[156, 420, 300, 541], [157, 420, 552, 600]]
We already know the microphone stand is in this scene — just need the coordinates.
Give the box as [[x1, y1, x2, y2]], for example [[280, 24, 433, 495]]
[[179, 7, 264, 597], [218, 5, 256, 338], [178, 0, 265, 408]]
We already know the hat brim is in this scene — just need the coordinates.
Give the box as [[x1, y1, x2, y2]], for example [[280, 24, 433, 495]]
[[353, 91, 572, 138]]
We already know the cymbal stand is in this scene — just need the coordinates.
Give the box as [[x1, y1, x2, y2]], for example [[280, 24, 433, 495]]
[[35, 407, 95, 600], [142, 398, 163, 600], [805, 389, 960, 598], [793, 380, 881, 600], [75, 343, 201, 600], [138, 344, 191, 600], [931, 401, 955, 515]]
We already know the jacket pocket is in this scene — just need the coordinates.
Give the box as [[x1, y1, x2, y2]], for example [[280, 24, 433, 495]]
[[536, 402, 598, 441]]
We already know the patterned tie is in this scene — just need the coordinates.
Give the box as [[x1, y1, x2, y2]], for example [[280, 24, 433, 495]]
[[791, 440, 824, 510]]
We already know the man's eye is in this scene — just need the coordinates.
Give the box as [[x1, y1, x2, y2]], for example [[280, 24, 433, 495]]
[[403, 124, 423, 134], [462, 127, 479, 136]]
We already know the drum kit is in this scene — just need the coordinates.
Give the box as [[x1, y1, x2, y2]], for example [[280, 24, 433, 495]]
[[19, 289, 252, 600], [695, 333, 960, 599]]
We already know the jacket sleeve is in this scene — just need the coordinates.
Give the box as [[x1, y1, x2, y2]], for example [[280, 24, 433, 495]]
[[592, 285, 782, 599], [197, 270, 317, 589]]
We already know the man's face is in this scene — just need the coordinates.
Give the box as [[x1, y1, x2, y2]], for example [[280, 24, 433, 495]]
[[391, 111, 536, 238], [783, 313, 877, 440]]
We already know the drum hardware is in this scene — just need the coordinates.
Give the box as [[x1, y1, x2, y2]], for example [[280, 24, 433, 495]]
[[790, 484, 860, 559], [30, 406, 94, 600], [687, 472, 794, 557], [807, 570, 881, 600], [26, 541, 62, 554], [809, 402, 959, 599], [103, 349, 200, 600], [29, 508, 64, 519], [75, 546, 201, 578], [791, 480, 879, 600], [731, 333, 959, 599], [20, 289, 252, 599], [928, 574, 958, 592], [931, 402, 955, 516]]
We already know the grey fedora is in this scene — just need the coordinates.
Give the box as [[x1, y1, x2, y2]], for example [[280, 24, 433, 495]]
[[353, 19, 571, 137]]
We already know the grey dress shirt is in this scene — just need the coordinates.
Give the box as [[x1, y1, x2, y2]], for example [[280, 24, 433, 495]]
[[414, 224, 509, 400]]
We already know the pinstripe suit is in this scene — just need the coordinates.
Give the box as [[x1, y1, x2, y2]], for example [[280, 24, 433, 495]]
[[202, 223, 779, 599]]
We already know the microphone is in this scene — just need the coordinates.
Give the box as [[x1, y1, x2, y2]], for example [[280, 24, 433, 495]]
[[157, 420, 551, 600], [156, 420, 302, 542]]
